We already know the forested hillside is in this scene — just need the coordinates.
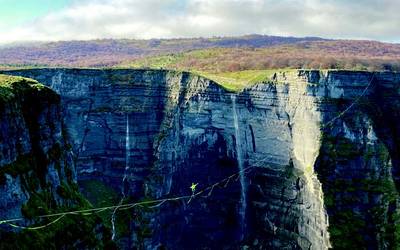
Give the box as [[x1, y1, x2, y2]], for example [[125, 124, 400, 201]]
[[1, 35, 399, 71]]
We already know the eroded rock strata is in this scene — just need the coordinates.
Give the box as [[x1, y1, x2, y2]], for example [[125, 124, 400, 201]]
[[2, 69, 399, 249], [0, 75, 113, 249]]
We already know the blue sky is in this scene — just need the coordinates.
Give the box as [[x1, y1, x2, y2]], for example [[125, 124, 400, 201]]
[[0, 0, 399, 44], [0, 0, 69, 29]]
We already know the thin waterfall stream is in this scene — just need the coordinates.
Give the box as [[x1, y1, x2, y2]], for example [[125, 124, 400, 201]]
[[231, 94, 247, 239], [111, 114, 131, 240]]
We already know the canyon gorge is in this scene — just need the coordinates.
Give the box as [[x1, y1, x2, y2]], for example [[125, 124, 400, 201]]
[[0, 68, 399, 249]]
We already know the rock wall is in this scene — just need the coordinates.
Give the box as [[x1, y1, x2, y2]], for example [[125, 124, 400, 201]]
[[2, 68, 400, 249], [0, 75, 113, 249], [0, 76, 71, 220], [311, 71, 400, 249]]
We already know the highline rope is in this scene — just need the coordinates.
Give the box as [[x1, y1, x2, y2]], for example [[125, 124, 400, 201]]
[[0, 166, 254, 230]]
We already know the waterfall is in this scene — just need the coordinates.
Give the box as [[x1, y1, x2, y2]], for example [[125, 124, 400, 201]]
[[111, 114, 131, 240], [231, 94, 247, 239]]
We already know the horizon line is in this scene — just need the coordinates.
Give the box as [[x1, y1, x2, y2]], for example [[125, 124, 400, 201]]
[[1, 33, 399, 47]]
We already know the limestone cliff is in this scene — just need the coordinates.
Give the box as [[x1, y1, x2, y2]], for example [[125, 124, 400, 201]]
[[0, 75, 114, 249], [2, 69, 399, 250]]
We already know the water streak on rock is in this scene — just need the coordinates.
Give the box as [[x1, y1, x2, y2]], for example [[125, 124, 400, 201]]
[[111, 114, 130, 240], [231, 94, 247, 239]]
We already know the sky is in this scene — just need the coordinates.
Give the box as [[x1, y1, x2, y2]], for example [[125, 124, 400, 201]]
[[0, 0, 399, 44]]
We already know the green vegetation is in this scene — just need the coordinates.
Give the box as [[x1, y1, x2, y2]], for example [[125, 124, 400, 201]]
[[0, 164, 116, 249], [2, 36, 400, 70], [322, 176, 399, 249], [120, 53, 297, 91], [0, 75, 36, 102], [193, 69, 291, 92], [0, 75, 115, 248], [0, 154, 116, 249], [119, 41, 400, 72], [112, 40, 400, 91], [0, 154, 34, 185], [126, 53, 185, 69], [317, 130, 400, 249], [1, 186, 114, 250], [79, 180, 119, 228], [79, 180, 139, 240], [117, 46, 327, 91], [79, 180, 119, 209], [319, 133, 361, 160], [328, 210, 367, 249], [0, 74, 58, 105]]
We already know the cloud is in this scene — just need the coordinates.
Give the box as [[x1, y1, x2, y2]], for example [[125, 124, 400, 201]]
[[0, 0, 399, 44]]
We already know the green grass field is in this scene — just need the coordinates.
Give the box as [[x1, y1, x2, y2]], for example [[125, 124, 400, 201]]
[[193, 69, 287, 92], [118, 52, 297, 91]]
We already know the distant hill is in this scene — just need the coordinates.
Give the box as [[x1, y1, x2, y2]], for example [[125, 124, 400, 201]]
[[0, 35, 399, 71], [120, 40, 400, 72], [0, 35, 326, 67]]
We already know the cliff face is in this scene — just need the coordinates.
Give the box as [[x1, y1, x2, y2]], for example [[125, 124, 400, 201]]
[[311, 71, 400, 249], [0, 75, 71, 220], [0, 75, 113, 249], [2, 69, 399, 250]]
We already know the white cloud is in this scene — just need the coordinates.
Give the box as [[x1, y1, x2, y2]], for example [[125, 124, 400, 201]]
[[0, 0, 399, 44]]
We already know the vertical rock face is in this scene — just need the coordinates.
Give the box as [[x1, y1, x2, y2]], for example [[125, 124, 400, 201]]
[[2, 69, 400, 249], [312, 71, 400, 249], [242, 74, 328, 249], [0, 76, 71, 221], [0, 75, 112, 249]]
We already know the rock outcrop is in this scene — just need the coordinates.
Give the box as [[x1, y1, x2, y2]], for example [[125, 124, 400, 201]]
[[2, 69, 399, 250], [0, 75, 113, 249]]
